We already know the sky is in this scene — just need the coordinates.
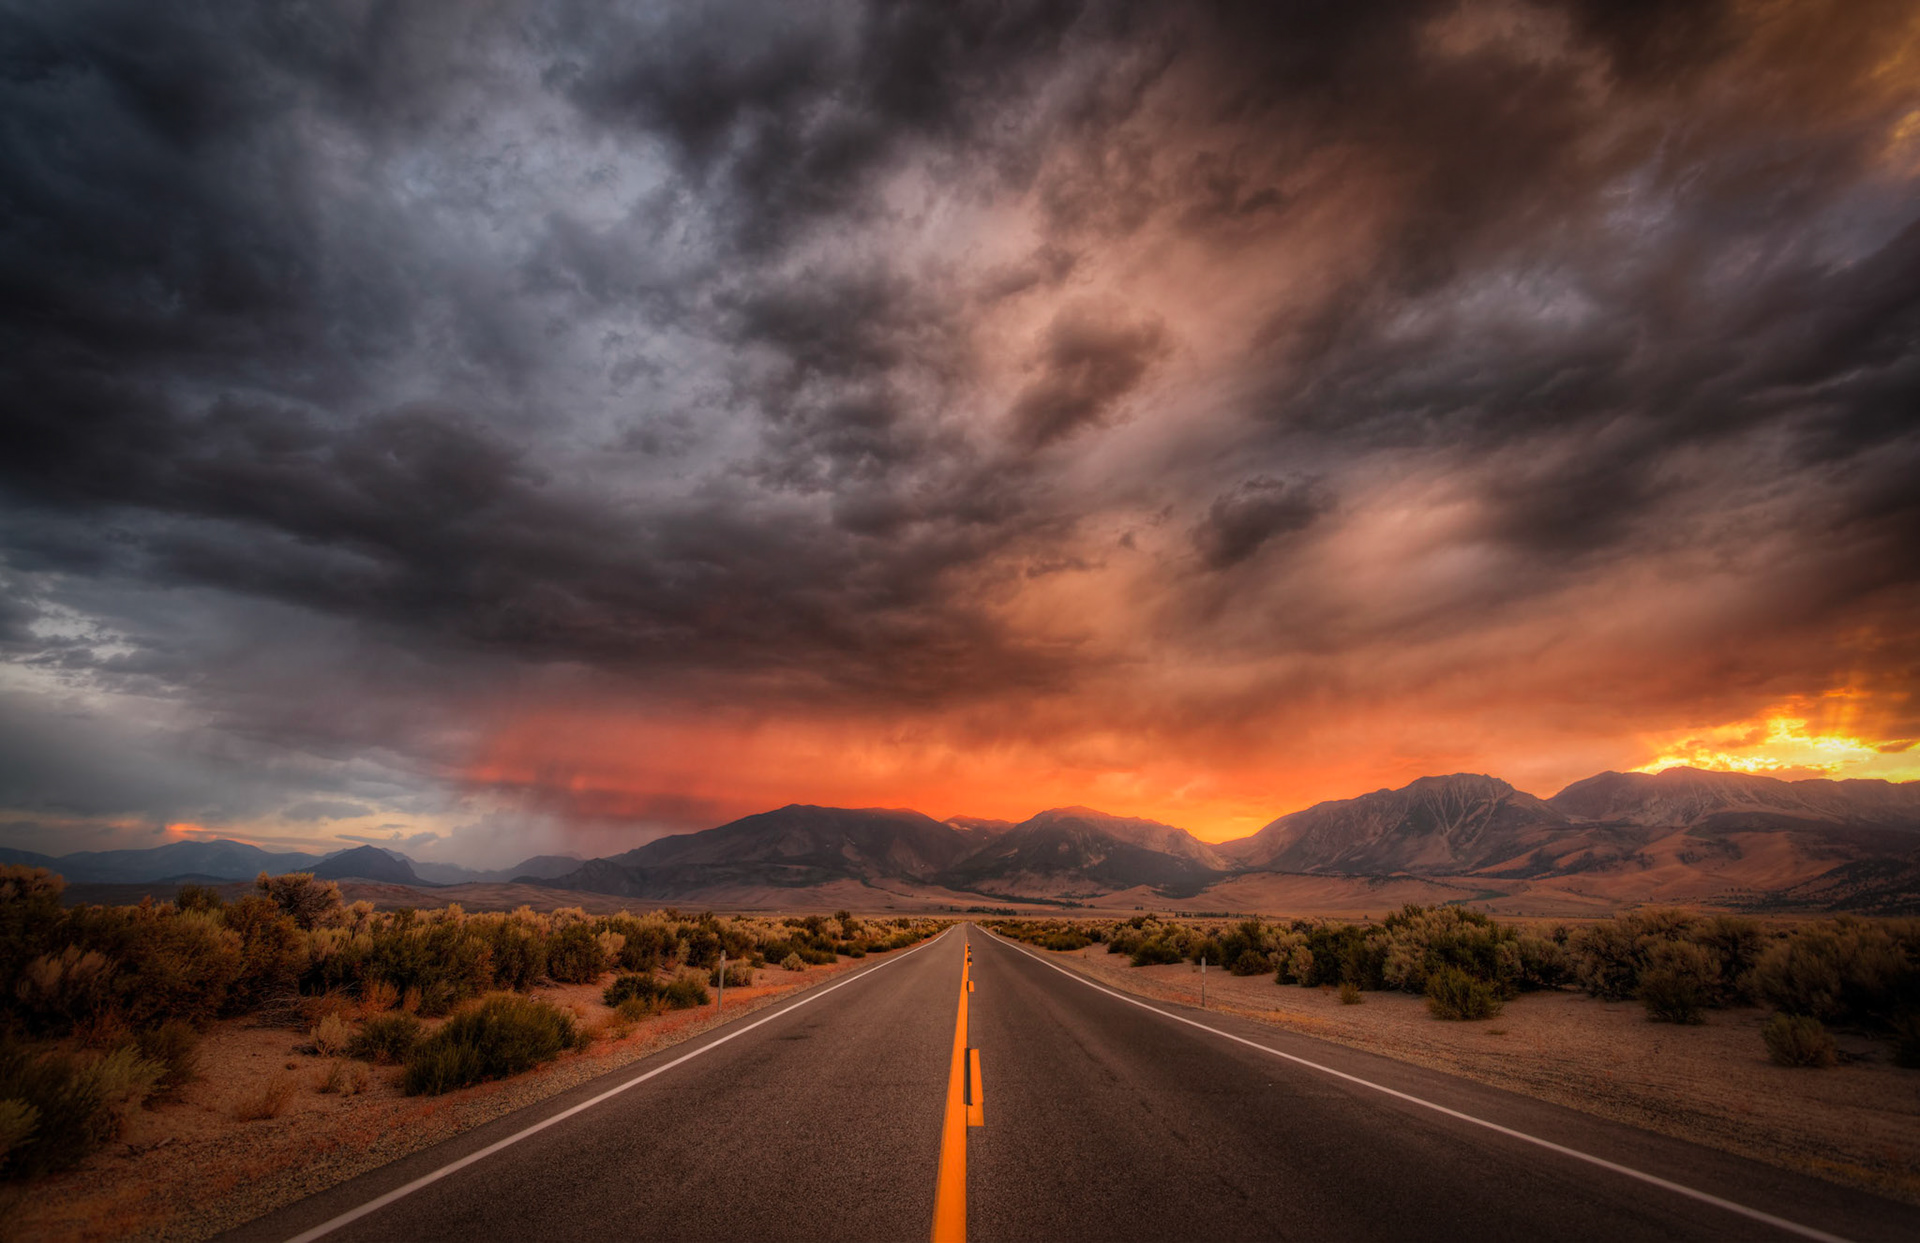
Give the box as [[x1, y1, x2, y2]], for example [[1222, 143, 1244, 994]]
[[2, 0, 1918, 864]]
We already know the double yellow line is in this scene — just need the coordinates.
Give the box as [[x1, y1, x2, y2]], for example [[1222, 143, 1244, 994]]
[[932, 936, 984, 1243]]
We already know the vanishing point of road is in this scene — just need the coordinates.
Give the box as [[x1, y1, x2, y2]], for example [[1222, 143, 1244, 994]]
[[226, 926, 1913, 1243]]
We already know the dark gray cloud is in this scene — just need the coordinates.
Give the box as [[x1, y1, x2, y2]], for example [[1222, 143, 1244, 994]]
[[0, 0, 1916, 849], [1193, 479, 1326, 571]]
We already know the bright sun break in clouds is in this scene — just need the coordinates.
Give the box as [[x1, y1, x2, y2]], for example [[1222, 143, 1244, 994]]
[[1635, 690, 1920, 783]]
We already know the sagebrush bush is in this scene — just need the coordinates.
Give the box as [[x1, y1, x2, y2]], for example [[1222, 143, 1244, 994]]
[[615, 995, 663, 1021], [13, 947, 116, 1033], [0, 1099, 37, 1169], [0, 866, 66, 1003], [1568, 918, 1646, 1001], [0, 1042, 161, 1178], [318, 1059, 371, 1096], [348, 1013, 421, 1064], [256, 872, 342, 930], [401, 994, 583, 1095], [602, 974, 662, 1008], [709, 961, 753, 988], [134, 1020, 201, 1096], [1130, 938, 1186, 967], [1425, 967, 1502, 1020], [1751, 919, 1919, 1026], [309, 1012, 353, 1057], [546, 923, 608, 984], [1338, 981, 1363, 1005], [663, 975, 709, 1009], [780, 952, 805, 972], [1640, 941, 1715, 1024], [1763, 1014, 1836, 1068]]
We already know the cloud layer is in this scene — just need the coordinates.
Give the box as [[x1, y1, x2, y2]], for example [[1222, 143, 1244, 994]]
[[2, 0, 1917, 856]]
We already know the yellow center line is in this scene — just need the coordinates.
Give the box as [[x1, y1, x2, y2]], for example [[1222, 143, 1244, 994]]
[[932, 937, 972, 1243]]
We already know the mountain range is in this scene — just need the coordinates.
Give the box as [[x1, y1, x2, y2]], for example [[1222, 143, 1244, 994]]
[[0, 840, 582, 887], [8, 768, 1918, 914]]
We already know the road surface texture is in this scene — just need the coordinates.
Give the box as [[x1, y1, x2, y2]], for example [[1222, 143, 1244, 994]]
[[227, 926, 1913, 1243]]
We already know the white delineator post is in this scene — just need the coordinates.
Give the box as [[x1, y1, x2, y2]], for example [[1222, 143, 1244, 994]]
[[717, 952, 724, 1013]]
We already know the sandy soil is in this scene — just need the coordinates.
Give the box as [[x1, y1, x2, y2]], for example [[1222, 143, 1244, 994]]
[[1032, 942, 1920, 1206], [9, 955, 901, 1243]]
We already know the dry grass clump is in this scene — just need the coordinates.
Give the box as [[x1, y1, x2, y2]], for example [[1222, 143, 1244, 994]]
[[316, 1060, 371, 1096], [1763, 1015, 1837, 1068], [1338, 981, 1363, 1005], [308, 1013, 353, 1058], [233, 1071, 299, 1122]]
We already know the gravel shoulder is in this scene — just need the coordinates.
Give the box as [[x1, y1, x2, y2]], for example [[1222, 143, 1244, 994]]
[[1032, 941, 1920, 1206], [8, 956, 887, 1243]]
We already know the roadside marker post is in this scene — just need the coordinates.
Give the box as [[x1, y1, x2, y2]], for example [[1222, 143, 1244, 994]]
[[717, 952, 724, 1013], [1200, 955, 1206, 1010]]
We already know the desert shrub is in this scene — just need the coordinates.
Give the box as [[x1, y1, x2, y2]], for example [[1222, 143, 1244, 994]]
[[709, 961, 753, 988], [602, 974, 663, 1008], [1763, 1014, 1836, 1068], [222, 896, 304, 1010], [615, 919, 676, 974], [780, 952, 805, 972], [1691, 916, 1764, 1004], [1130, 937, 1186, 967], [1640, 941, 1715, 1024], [13, 948, 116, 1033], [349, 1012, 422, 1064], [482, 921, 547, 991], [615, 995, 664, 1021], [173, 884, 225, 914], [546, 923, 608, 984], [1339, 981, 1363, 1005], [0, 867, 66, 1003], [1568, 918, 1645, 1001], [662, 975, 710, 1010], [0, 1099, 36, 1169], [1513, 933, 1573, 991], [1425, 967, 1502, 1021], [362, 916, 494, 1016], [255, 873, 342, 931], [360, 979, 400, 1014], [1751, 919, 1920, 1027], [1379, 906, 1517, 997], [318, 1059, 371, 1096], [134, 1020, 201, 1095], [401, 994, 582, 1095], [0, 1042, 162, 1178], [234, 1070, 299, 1121], [309, 1012, 353, 1057], [48, 904, 250, 1031]]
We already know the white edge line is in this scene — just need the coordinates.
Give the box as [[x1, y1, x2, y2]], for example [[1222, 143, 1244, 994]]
[[282, 927, 955, 1243], [980, 928, 1856, 1243]]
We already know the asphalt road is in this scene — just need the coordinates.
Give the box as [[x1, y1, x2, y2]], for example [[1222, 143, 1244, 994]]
[[228, 926, 1914, 1243]]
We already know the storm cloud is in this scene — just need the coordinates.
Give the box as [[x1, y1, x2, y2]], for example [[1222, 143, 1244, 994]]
[[1, 0, 1916, 856]]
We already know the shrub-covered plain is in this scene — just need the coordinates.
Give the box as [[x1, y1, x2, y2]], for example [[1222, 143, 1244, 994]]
[[0, 864, 942, 1178], [992, 907, 1920, 1062]]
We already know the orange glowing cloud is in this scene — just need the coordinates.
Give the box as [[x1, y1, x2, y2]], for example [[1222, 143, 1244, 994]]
[[1632, 688, 1920, 783]]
